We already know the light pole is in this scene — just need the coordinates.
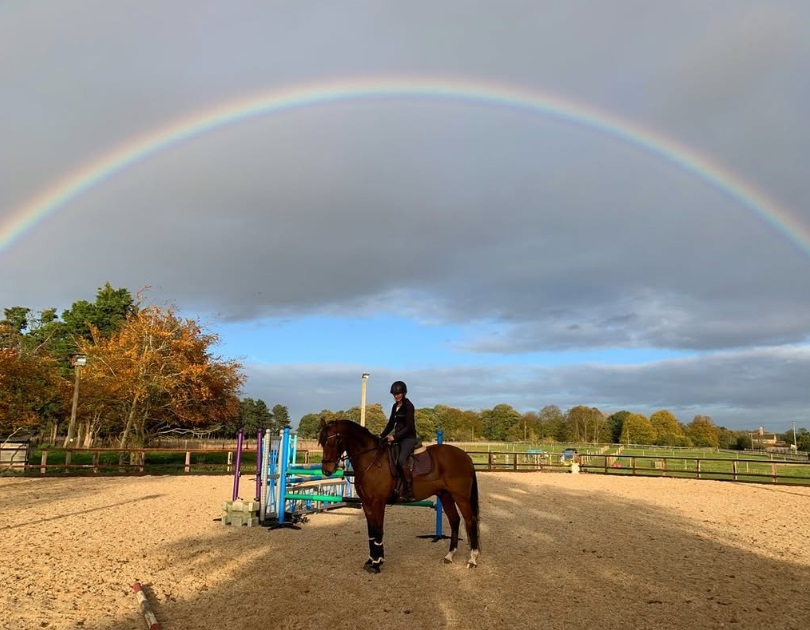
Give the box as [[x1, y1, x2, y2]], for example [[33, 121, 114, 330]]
[[64, 354, 87, 449], [360, 373, 370, 427]]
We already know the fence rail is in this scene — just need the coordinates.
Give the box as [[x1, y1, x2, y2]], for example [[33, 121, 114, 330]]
[[6, 446, 810, 486], [469, 450, 810, 485]]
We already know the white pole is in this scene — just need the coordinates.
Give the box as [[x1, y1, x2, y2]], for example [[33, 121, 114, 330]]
[[360, 372, 370, 427]]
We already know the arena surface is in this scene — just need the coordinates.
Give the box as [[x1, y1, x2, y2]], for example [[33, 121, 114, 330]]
[[2, 472, 810, 629]]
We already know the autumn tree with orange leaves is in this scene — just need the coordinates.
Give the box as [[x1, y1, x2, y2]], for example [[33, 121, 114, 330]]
[[78, 305, 244, 448], [0, 330, 69, 437]]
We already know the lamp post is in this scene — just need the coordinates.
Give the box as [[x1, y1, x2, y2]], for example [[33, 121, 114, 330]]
[[360, 372, 370, 427], [64, 354, 87, 454]]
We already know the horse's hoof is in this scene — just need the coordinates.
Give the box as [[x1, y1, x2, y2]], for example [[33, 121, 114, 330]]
[[443, 558, 453, 565], [466, 562, 478, 569], [364, 564, 381, 574]]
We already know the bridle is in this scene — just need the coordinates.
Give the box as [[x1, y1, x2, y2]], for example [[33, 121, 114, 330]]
[[320, 432, 346, 467], [320, 429, 390, 477]]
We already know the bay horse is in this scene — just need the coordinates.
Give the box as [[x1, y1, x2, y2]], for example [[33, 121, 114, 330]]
[[318, 419, 481, 573]]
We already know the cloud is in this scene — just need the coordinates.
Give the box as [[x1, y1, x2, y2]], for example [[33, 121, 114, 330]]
[[2, 0, 810, 432]]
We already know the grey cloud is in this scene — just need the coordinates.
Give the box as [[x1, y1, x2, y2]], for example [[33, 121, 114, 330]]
[[3, 0, 810, 433]]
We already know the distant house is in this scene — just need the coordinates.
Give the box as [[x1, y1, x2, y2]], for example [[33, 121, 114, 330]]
[[750, 427, 787, 451]]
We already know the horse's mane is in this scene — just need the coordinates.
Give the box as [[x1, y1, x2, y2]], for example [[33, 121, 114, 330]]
[[317, 418, 379, 447]]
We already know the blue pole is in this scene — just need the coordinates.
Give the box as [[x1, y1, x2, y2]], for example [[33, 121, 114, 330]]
[[435, 430, 444, 538]]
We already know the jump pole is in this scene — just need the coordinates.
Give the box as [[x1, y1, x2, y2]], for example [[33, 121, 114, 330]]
[[432, 430, 447, 541], [231, 428, 244, 501], [259, 429, 272, 524], [255, 427, 263, 500], [131, 582, 160, 630], [273, 427, 301, 529]]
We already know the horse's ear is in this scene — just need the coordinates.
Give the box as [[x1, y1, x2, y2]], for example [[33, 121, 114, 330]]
[[319, 418, 327, 429]]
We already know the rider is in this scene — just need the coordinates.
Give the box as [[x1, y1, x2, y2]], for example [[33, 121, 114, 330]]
[[380, 380, 417, 501]]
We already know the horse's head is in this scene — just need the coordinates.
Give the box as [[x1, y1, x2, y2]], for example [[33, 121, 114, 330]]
[[318, 419, 344, 476]]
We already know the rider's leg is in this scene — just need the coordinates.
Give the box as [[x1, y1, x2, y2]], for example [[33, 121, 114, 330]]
[[398, 438, 416, 501]]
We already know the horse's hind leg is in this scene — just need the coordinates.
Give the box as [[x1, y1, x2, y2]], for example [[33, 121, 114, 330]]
[[454, 496, 480, 569], [437, 491, 461, 564]]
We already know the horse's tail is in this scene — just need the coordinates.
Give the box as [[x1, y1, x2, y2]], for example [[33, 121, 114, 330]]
[[470, 468, 481, 550], [470, 469, 479, 519]]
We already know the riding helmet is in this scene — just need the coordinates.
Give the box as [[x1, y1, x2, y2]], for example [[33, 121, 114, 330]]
[[390, 381, 407, 395]]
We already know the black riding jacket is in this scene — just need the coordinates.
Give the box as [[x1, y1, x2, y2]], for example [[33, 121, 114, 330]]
[[380, 397, 416, 442]]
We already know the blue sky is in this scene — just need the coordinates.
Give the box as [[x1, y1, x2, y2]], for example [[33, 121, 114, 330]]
[[2, 1, 810, 431]]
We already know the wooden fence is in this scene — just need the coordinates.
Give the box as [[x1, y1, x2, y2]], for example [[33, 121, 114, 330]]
[[469, 450, 810, 485], [8, 447, 810, 486]]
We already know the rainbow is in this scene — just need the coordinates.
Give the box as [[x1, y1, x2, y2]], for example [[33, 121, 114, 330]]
[[2, 76, 809, 257]]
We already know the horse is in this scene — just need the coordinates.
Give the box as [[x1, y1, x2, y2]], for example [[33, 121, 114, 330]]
[[318, 418, 480, 573]]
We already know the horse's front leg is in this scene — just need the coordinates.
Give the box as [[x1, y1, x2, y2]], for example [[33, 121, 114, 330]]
[[362, 499, 386, 573]]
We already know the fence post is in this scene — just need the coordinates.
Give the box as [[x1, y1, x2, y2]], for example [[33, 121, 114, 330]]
[[40, 450, 48, 475], [184, 451, 191, 473]]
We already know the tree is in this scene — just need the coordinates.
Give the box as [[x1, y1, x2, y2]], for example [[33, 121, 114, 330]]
[[508, 411, 542, 442], [538, 405, 566, 441], [0, 341, 67, 436], [480, 404, 521, 441], [362, 403, 388, 435], [794, 428, 810, 452], [235, 398, 274, 436], [270, 404, 291, 433], [297, 413, 321, 438], [1, 307, 31, 336], [649, 410, 686, 446], [620, 413, 657, 445], [564, 406, 608, 443], [605, 410, 631, 444], [61, 283, 136, 342], [685, 415, 720, 448], [414, 408, 436, 441], [79, 304, 244, 448]]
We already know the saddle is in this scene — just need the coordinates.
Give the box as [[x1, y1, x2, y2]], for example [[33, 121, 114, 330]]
[[386, 442, 433, 478]]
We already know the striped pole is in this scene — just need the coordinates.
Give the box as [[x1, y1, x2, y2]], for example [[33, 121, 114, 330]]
[[255, 428, 263, 501], [277, 428, 291, 525], [231, 428, 244, 501], [131, 582, 160, 630]]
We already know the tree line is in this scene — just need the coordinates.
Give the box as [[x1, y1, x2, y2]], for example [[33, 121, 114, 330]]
[[298, 403, 810, 451]]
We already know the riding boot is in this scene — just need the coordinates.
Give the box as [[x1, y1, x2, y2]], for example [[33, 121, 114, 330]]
[[399, 464, 415, 502]]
